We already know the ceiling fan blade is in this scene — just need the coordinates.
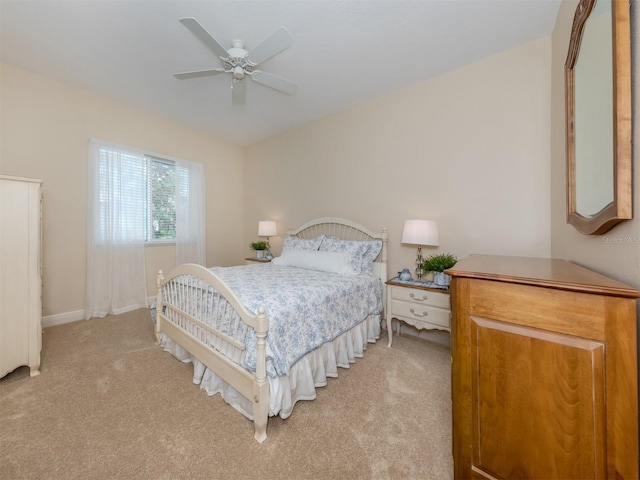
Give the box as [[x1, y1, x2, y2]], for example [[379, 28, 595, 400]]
[[179, 17, 229, 60], [246, 26, 293, 66], [231, 78, 246, 106], [173, 69, 226, 80], [251, 70, 298, 95]]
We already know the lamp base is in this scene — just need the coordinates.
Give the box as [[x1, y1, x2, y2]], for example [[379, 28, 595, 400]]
[[415, 245, 424, 280]]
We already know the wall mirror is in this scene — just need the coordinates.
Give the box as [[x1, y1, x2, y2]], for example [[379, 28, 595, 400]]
[[565, 0, 632, 235]]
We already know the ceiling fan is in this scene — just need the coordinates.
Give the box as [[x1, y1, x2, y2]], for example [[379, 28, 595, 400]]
[[174, 18, 298, 106]]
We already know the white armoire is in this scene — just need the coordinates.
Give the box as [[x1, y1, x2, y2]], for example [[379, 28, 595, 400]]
[[0, 175, 43, 378]]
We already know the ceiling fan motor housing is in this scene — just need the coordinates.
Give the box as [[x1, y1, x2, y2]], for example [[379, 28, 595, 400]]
[[226, 43, 252, 79]]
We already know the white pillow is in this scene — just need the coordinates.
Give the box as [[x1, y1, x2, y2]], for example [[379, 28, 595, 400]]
[[271, 249, 359, 276]]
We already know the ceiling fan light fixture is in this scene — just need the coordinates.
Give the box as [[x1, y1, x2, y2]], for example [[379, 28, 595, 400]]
[[232, 65, 245, 79]]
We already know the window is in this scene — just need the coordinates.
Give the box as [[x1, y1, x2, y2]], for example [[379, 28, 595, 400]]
[[96, 147, 181, 243], [86, 140, 205, 318], [146, 156, 176, 242]]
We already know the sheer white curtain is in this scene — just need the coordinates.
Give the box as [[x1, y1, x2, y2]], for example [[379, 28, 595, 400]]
[[85, 140, 148, 320], [175, 159, 206, 265]]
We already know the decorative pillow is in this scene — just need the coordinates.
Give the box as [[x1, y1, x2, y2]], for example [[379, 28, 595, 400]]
[[318, 237, 370, 275], [319, 237, 382, 275], [271, 249, 359, 276], [281, 235, 324, 253], [361, 240, 383, 274]]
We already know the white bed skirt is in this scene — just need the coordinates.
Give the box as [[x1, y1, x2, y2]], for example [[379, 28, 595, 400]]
[[161, 314, 381, 420]]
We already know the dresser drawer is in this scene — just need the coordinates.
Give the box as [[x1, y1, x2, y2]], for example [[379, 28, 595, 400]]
[[390, 285, 450, 309], [390, 299, 451, 329]]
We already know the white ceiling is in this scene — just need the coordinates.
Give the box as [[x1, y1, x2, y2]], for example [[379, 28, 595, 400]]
[[0, 0, 562, 146]]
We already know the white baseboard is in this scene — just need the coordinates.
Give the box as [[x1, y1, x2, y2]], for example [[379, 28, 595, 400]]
[[42, 309, 84, 328], [42, 297, 155, 329]]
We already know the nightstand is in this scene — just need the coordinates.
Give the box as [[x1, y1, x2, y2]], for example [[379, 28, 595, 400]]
[[385, 278, 451, 347], [245, 257, 271, 265]]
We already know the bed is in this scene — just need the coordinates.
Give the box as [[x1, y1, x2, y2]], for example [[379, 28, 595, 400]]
[[154, 217, 388, 442]]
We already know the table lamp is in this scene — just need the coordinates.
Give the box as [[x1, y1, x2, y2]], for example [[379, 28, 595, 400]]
[[401, 219, 439, 280], [258, 220, 277, 254]]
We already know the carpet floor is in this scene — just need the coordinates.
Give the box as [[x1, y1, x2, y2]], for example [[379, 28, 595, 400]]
[[0, 309, 453, 480]]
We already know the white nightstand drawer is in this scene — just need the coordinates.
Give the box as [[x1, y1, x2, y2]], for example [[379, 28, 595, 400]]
[[390, 299, 451, 329], [390, 286, 450, 310]]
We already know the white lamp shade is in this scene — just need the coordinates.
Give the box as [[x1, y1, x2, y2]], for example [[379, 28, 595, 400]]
[[258, 220, 277, 237], [401, 219, 439, 246]]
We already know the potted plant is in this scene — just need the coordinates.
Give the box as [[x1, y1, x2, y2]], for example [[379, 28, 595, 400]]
[[249, 240, 269, 258], [421, 253, 457, 286]]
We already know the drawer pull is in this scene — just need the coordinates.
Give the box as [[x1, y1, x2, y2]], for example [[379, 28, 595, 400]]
[[410, 308, 428, 318], [409, 293, 428, 302]]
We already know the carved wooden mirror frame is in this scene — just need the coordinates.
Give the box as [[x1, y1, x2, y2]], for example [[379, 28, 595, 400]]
[[565, 0, 632, 235]]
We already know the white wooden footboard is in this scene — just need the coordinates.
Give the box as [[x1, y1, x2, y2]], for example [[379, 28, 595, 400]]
[[155, 263, 269, 443]]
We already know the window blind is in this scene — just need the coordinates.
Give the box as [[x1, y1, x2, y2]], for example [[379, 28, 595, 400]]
[[97, 146, 147, 243]]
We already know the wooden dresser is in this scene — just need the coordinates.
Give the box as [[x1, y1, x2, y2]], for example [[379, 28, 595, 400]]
[[446, 255, 639, 480], [0, 175, 43, 378]]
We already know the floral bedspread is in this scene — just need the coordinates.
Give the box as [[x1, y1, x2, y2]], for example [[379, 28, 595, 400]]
[[210, 263, 383, 377]]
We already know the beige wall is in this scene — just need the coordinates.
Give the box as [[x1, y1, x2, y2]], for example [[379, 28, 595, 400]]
[[244, 39, 553, 278], [550, 1, 640, 294], [0, 63, 245, 320], [5, 5, 635, 323]]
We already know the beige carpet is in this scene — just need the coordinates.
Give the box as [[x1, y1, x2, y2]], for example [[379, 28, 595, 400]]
[[0, 309, 453, 480]]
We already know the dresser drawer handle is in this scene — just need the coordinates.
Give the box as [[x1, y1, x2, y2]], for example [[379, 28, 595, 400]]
[[409, 293, 428, 302], [409, 308, 428, 317]]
